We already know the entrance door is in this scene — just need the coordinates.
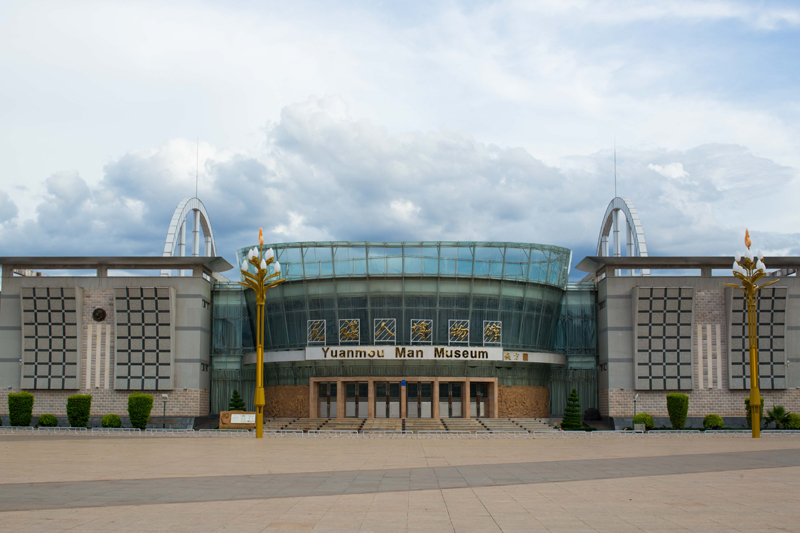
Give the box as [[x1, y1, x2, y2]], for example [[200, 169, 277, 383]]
[[345, 382, 369, 418], [470, 382, 489, 418], [406, 382, 433, 418], [318, 382, 337, 418], [375, 382, 401, 418], [439, 382, 463, 418]]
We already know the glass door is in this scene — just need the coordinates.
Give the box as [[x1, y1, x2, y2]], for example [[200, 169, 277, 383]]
[[470, 382, 488, 418], [345, 382, 369, 418], [318, 382, 337, 418], [406, 382, 433, 418], [375, 382, 401, 418], [439, 382, 463, 418]]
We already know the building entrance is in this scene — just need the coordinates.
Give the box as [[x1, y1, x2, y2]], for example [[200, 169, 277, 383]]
[[406, 382, 433, 418], [439, 382, 463, 418], [345, 382, 368, 418], [470, 382, 489, 418], [375, 382, 401, 418], [318, 382, 337, 418]]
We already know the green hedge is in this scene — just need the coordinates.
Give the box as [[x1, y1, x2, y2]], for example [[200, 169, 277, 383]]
[[37, 414, 58, 427], [127, 393, 154, 430], [703, 414, 724, 430], [666, 393, 689, 429], [785, 413, 800, 430], [101, 414, 122, 428], [66, 394, 92, 427], [8, 392, 34, 426], [632, 412, 654, 430]]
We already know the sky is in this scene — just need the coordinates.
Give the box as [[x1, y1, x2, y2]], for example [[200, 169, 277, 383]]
[[1, 0, 799, 280]]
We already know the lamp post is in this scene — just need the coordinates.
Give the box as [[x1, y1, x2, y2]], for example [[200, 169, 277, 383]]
[[633, 393, 639, 419], [238, 228, 285, 439], [724, 229, 778, 439], [161, 394, 168, 429]]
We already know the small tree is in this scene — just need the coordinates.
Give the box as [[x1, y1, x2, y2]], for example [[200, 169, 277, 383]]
[[703, 414, 724, 430], [666, 393, 689, 429], [765, 405, 789, 429], [37, 414, 58, 427], [101, 414, 122, 428], [745, 397, 765, 429], [561, 389, 582, 430], [66, 394, 92, 427], [228, 390, 246, 411], [633, 412, 654, 430], [128, 393, 154, 430], [8, 392, 34, 426]]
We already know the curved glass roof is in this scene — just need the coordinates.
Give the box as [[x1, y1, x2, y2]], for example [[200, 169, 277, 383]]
[[237, 241, 572, 290]]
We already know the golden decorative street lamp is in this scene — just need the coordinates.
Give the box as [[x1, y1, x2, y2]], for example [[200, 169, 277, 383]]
[[238, 228, 285, 438], [724, 229, 778, 438]]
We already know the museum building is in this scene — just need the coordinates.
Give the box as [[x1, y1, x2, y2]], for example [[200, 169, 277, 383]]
[[0, 197, 798, 428]]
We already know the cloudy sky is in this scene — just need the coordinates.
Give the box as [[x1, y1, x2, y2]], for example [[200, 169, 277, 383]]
[[1, 0, 799, 279]]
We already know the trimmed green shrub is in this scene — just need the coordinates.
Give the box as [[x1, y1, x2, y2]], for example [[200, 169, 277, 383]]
[[703, 414, 724, 430], [786, 413, 800, 430], [66, 394, 92, 427], [8, 392, 34, 426], [127, 393, 154, 430], [745, 397, 765, 428], [228, 390, 246, 411], [633, 412, 654, 430], [765, 405, 789, 429], [666, 393, 689, 429], [561, 388, 582, 430], [101, 414, 122, 428], [37, 414, 58, 427]]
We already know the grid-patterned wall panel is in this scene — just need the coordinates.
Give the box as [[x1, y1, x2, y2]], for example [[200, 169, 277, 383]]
[[20, 287, 80, 389], [635, 287, 694, 391], [728, 287, 787, 390], [114, 287, 173, 390]]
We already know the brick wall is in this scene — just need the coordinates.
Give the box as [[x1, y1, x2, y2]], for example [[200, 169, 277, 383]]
[[81, 289, 115, 389], [604, 388, 800, 418], [693, 289, 727, 389], [0, 388, 208, 417]]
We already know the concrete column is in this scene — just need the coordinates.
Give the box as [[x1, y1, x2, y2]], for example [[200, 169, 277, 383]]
[[309, 381, 318, 418], [367, 380, 375, 418], [492, 380, 499, 418], [96, 266, 108, 277], [400, 382, 407, 419], [432, 379, 440, 418], [205, 235, 212, 256], [463, 379, 471, 419], [336, 380, 345, 419]]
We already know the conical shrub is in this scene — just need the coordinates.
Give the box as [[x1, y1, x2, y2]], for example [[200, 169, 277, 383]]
[[228, 390, 246, 411], [561, 388, 583, 430]]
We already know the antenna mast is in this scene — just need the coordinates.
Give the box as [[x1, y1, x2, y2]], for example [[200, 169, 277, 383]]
[[614, 139, 617, 198], [195, 136, 199, 199]]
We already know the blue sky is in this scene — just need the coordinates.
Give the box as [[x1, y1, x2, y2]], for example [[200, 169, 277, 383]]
[[0, 0, 799, 280]]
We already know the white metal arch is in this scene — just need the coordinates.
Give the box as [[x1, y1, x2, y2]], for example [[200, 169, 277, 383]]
[[596, 197, 650, 276], [161, 197, 218, 276]]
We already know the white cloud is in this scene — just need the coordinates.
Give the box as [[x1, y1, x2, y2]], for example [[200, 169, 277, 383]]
[[1, 97, 798, 281]]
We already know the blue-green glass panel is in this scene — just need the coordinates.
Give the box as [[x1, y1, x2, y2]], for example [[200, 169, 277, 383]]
[[440, 247, 458, 258], [387, 257, 402, 274], [490, 262, 503, 277], [368, 247, 385, 257], [305, 262, 319, 278], [421, 246, 438, 258], [440, 258, 456, 275], [404, 256, 422, 274], [369, 258, 386, 274], [320, 262, 333, 277], [457, 246, 472, 259], [405, 247, 422, 257], [423, 258, 438, 274], [354, 259, 367, 275], [457, 259, 472, 276], [505, 263, 522, 277], [474, 261, 490, 276]]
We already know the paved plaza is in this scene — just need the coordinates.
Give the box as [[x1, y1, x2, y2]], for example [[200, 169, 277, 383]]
[[0, 435, 799, 532]]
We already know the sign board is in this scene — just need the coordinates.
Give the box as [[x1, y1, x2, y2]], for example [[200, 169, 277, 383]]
[[231, 413, 256, 424], [306, 345, 504, 361], [219, 411, 256, 430]]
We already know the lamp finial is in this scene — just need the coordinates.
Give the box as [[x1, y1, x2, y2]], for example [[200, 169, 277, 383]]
[[745, 229, 751, 249], [259, 228, 264, 246]]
